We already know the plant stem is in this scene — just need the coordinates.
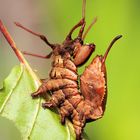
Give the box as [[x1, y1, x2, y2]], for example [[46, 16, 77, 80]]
[[0, 20, 25, 63], [0, 20, 41, 85]]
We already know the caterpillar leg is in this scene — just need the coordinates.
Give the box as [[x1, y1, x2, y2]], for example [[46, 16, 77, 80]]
[[59, 100, 74, 124], [42, 90, 65, 108], [31, 82, 49, 98], [31, 79, 77, 98], [72, 110, 85, 140]]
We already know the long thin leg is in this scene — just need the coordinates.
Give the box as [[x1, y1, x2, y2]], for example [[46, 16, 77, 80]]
[[65, 18, 85, 40], [15, 22, 56, 49], [76, 0, 86, 39], [82, 17, 97, 40], [82, 0, 86, 19], [22, 51, 52, 59], [65, 0, 86, 41], [78, 22, 86, 38]]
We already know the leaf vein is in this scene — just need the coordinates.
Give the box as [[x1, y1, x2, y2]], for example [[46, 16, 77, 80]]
[[27, 98, 42, 139], [0, 65, 24, 114]]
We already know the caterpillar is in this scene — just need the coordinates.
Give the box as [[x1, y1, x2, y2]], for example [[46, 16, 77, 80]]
[[14, 0, 122, 139]]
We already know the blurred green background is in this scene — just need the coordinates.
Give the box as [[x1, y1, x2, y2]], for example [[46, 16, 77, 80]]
[[0, 0, 140, 140]]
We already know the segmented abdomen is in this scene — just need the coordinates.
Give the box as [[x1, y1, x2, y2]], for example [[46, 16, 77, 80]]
[[50, 55, 82, 104], [49, 55, 86, 137]]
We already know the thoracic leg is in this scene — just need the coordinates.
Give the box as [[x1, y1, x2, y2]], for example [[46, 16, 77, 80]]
[[22, 51, 52, 59], [59, 100, 74, 124], [15, 22, 56, 49], [42, 90, 65, 108], [32, 79, 78, 98]]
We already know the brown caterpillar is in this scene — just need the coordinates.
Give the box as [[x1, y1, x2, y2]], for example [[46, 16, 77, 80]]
[[14, 0, 122, 139]]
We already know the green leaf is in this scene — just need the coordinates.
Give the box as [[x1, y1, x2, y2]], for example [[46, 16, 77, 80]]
[[0, 116, 21, 140], [0, 64, 76, 140]]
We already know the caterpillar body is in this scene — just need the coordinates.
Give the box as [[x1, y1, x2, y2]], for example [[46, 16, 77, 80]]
[[14, 0, 122, 139]]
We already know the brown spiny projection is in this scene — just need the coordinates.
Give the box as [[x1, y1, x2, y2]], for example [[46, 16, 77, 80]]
[[13, 0, 122, 139]]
